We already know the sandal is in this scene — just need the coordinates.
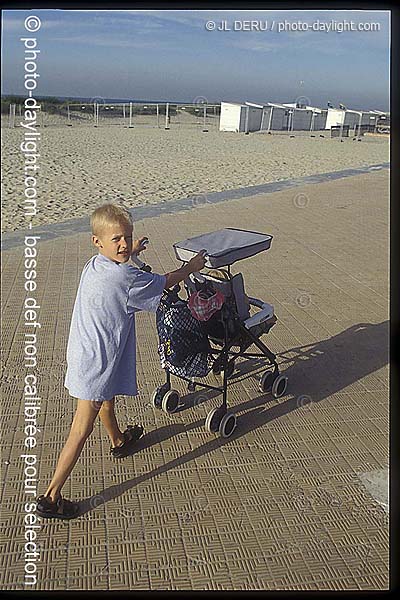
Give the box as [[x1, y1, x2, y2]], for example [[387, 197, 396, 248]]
[[36, 495, 80, 520], [110, 424, 144, 459]]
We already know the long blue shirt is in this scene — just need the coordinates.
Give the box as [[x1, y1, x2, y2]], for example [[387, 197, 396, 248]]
[[64, 253, 166, 401]]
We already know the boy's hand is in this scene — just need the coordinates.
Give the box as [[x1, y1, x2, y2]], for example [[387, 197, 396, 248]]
[[187, 251, 206, 273], [164, 250, 206, 289], [132, 236, 148, 256]]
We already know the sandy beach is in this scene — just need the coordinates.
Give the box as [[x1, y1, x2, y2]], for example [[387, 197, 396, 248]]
[[1, 124, 389, 232]]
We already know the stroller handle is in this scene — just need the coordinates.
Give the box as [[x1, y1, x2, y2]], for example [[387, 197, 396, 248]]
[[131, 238, 152, 272], [131, 254, 152, 272]]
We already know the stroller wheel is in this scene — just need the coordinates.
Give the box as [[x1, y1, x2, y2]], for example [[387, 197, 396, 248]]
[[162, 389, 180, 414], [259, 370, 275, 393], [205, 407, 225, 433], [271, 375, 288, 399], [151, 386, 166, 409], [219, 412, 237, 438]]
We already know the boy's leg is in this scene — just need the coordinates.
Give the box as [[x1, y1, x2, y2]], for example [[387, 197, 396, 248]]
[[43, 399, 101, 502], [99, 398, 144, 457], [98, 398, 125, 447]]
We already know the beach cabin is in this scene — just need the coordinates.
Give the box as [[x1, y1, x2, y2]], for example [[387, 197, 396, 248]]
[[325, 108, 345, 129], [370, 110, 390, 132], [220, 100, 330, 133], [343, 109, 362, 132], [258, 103, 288, 131], [282, 104, 313, 130], [363, 111, 380, 131], [311, 108, 328, 130], [282, 103, 327, 131], [219, 101, 264, 133], [344, 109, 380, 134]]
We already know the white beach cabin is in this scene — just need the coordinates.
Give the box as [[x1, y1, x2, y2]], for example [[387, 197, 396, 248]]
[[325, 108, 345, 129], [282, 103, 327, 131], [219, 101, 264, 133], [344, 109, 380, 134], [258, 103, 288, 131]]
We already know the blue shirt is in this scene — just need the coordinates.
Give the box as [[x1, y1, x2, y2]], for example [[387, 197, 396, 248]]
[[64, 253, 166, 401]]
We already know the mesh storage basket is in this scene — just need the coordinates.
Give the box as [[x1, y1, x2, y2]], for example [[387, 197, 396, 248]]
[[156, 296, 213, 378]]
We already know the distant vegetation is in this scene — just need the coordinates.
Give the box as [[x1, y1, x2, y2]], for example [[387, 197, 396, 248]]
[[1, 95, 67, 114]]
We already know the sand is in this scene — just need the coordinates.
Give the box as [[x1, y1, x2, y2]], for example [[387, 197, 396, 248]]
[[1, 122, 389, 232]]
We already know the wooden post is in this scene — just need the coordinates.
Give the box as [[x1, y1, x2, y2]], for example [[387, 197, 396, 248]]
[[129, 102, 133, 128], [165, 103, 170, 129], [267, 106, 273, 132], [202, 104, 208, 132], [9, 103, 16, 128]]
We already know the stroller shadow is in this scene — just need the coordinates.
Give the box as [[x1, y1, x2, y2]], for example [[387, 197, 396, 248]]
[[174, 356, 267, 412], [275, 321, 389, 402], [80, 321, 388, 515]]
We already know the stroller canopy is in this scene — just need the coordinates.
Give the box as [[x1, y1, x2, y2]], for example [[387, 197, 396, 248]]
[[173, 228, 273, 268]]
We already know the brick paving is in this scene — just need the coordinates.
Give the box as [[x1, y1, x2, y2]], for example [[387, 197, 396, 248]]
[[1, 170, 389, 590]]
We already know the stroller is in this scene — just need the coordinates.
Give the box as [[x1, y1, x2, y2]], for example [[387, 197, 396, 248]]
[[143, 228, 288, 438]]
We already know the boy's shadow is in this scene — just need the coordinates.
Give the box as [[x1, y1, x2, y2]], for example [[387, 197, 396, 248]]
[[80, 320, 388, 515]]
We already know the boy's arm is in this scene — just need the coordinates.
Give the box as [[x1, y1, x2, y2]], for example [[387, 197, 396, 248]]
[[163, 251, 206, 289]]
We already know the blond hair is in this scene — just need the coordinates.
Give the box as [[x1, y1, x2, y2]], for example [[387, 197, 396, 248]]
[[206, 268, 229, 280], [90, 204, 133, 236]]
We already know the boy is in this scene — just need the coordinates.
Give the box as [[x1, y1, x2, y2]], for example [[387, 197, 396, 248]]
[[36, 204, 206, 519]]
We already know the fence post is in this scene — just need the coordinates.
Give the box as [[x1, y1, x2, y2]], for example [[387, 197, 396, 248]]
[[165, 103, 170, 129], [156, 104, 159, 128], [9, 103, 16, 128], [129, 102, 133, 128], [202, 104, 208, 132]]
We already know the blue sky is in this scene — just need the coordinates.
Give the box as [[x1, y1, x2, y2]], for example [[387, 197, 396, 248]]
[[1, 9, 390, 111]]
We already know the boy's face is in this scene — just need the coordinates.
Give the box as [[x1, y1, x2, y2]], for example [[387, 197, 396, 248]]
[[92, 222, 133, 264]]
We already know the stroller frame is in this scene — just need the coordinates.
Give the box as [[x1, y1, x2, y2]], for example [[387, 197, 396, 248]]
[[152, 261, 288, 438]]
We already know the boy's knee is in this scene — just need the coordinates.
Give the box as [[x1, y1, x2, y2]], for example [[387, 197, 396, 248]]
[[71, 421, 94, 439], [99, 398, 115, 411]]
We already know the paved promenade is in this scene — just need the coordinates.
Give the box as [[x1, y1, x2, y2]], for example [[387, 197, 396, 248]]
[[1, 169, 389, 590]]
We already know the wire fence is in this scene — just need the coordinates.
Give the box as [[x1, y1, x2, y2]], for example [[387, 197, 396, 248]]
[[2, 100, 221, 130]]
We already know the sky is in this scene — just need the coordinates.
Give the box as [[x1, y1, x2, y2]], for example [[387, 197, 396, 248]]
[[1, 8, 391, 111]]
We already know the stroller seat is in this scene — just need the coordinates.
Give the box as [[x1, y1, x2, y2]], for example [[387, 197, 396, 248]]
[[186, 270, 276, 347]]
